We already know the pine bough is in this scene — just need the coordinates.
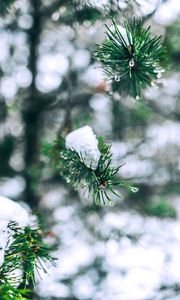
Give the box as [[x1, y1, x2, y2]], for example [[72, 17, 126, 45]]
[[94, 18, 166, 98], [50, 126, 138, 206], [0, 197, 55, 300]]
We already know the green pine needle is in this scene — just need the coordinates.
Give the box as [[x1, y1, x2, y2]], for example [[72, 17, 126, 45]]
[[0, 222, 55, 299], [94, 18, 166, 98], [50, 135, 138, 206], [0, 283, 29, 300]]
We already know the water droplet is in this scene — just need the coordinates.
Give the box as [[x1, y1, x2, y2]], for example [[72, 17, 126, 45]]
[[129, 58, 135, 67], [130, 186, 139, 193], [114, 74, 121, 82]]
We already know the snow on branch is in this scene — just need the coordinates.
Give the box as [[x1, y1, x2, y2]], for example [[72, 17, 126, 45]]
[[48, 126, 138, 206], [0, 197, 55, 299]]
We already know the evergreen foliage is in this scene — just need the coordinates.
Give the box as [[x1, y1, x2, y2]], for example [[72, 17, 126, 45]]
[[49, 135, 138, 206], [0, 222, 55, 300], [94, 19, 166, 98]]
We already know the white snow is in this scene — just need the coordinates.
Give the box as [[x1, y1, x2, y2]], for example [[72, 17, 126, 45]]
[[65, 126, 101, 170], [0, 196, 30, 268]]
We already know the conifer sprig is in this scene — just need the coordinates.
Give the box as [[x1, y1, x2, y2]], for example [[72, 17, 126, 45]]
[[50, 136, 138, 206], [94, 18, 166, 98], [0, 222, 55, 299]]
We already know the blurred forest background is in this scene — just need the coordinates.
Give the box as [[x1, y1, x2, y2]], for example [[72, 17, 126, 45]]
[[0, 0, 180, 299]]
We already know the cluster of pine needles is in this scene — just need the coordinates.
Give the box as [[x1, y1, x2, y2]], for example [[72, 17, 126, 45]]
[[94, 18, 166, 98], [50, 136, 138, 206], [0, 222, 55, 300]]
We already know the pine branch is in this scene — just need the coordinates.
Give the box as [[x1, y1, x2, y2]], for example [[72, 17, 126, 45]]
[[0, 222, 55, 299], [47, 134, 138, 206], [94, 18, 166, 98]]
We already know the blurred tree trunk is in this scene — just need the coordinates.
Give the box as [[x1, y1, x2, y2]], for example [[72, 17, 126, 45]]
[[22, 0, 42, 209]]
